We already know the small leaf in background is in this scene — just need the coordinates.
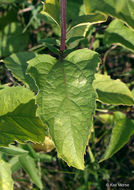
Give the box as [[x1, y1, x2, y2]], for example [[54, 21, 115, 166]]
[[27, 48, 100, 170], [23, 143, 38, 159], [0, 100, 47, 146], [9, 156, 21, 173], [0, 159, 14, 190], [67, 0, 84, 23], [104, 19, 134, 52], [19, 155, 43, 189], [39, 38, 60, 54], [93, 74, 134, 105], [0, 86, 34, 116], [66, 1, 106, 48], [69, 14, 106, 29], [84, 0, 134, 30], [0, 145, 28, 156], [66, 14, 106, 49], [41, 0, 60, 26], [4, 52, 37, 91], [100, 112, 134, 162], [37, 153, 56, 163], [0, 0, 17, 3], [0, 10, 17, 29], [98, 114, 114, 124], [39, 38, 60, 47], [0, 22, 29, 57], [66, 24, 91, 49], [67, 0, 106, 25]]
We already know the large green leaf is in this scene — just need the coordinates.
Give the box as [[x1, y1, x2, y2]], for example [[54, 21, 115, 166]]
[[0, 86, 34, 116], [84, 0, 134, 30], [4, 52, 37, 91], [100, 112, 134, 162], [19, 155, 43, 189], [104, 19, 134, 52], [0, 159, 13, 190], [93, 74, 134, 105], [27, 48, 100, 169], [0, 22, 29, 57], [0, 100, 47, 146]]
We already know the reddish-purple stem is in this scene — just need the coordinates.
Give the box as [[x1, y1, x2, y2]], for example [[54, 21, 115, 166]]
[[89, 32, 97, 50], [89, 23, 100, 50], [60, 0, 66, 54]]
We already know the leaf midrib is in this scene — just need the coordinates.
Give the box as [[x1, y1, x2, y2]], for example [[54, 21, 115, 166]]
[[60, 62, 80, 159]]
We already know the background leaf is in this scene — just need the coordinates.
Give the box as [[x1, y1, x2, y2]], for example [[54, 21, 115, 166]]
[[104, 19, 134, 52], [69, 14, 106, 29], [0, 86, 34, 116], [0, 10, 17, 29], [66, 14, 106, 47], [100, 112, 134, 162], [4, 52, 37, 91], [0, 22, 29, 57], [27, 49, 100, 169], [66, 24, 91, 49], [19, 155, 43, 189], [41, 0, 60, 26], [0, 0, 16, 3], [0, 145, 28, 156], [0, 159, 14, 190], [0, 100, 47, 146], [84, 0, 134, 30], [67, 0, 84, 23], [93, 74, 134, 105], [67, 0, 106, 25], [9, 156, 21, 173]]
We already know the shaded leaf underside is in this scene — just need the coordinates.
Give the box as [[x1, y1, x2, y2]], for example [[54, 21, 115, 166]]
[[0, 100, 47, 146], [101, 112, 134, 162], [93, 74, 134, 106], [104, 19, 134, 52], [4, 52, 37, 91], [0, 86, 46, 146], [0, 86, 34, 116], [84, 0, 134, 30], [0, 22, 29, 57]]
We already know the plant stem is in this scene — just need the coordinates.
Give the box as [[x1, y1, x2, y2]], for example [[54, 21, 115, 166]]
[[60, 0, 66, 57], [89, 23, 100, 50], [89, 31, 96, 50], [103, 45, 117, 74]]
